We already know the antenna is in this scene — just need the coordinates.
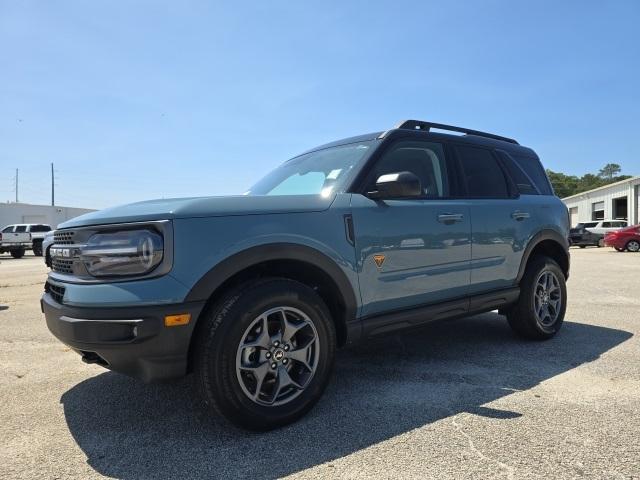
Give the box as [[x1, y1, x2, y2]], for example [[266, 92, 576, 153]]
[[15, 168, 18, 203]]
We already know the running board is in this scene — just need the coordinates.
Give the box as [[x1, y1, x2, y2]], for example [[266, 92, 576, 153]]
[[361, 287, 520, 338]]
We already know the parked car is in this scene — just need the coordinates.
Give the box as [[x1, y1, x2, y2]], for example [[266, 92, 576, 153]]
[[42, 120, 570, 430], [569, 220, 627, 248], [604, 225, 640, 252], [42, 230, 55, 266], [0, 223, 52, 258]]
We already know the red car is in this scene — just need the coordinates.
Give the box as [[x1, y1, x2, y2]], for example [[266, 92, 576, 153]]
[[604, 225, 640, 252]]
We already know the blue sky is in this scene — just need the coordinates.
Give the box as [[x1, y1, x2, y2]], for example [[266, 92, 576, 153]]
[[1, 1, 639, 209]]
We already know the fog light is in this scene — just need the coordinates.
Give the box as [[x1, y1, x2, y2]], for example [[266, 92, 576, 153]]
[[164, 313, 191, 327]]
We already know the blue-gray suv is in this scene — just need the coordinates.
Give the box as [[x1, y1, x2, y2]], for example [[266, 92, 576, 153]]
[[42, 120, 570, 430]]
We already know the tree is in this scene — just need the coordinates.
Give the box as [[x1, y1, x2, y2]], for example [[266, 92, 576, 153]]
[[546, 164, 631, 198], [598, 163, 621, 180]]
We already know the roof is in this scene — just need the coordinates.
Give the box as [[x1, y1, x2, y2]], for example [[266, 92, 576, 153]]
[[562, 176, 640, 201]]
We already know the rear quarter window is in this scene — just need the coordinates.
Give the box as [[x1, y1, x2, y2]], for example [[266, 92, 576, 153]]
[[509, 153, 553, 196]]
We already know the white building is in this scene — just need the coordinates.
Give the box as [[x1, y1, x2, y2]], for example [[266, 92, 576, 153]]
[[562, 176, 640, 227], [0, 203, 95, 229]]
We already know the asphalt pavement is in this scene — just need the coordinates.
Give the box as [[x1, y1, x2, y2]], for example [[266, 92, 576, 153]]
[[1, 248, 638, 479]]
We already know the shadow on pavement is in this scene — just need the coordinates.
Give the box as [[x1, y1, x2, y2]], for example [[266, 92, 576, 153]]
[[60, 313, 631, 479]]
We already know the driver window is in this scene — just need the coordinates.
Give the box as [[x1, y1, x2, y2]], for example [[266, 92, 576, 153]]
[[372, 141, 449, 198]]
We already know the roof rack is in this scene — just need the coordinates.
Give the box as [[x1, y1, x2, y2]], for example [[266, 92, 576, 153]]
[[391, 119, 519, 145]]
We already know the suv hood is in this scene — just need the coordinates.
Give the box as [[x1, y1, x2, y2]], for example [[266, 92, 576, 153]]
[[58, 194, 336, 229]]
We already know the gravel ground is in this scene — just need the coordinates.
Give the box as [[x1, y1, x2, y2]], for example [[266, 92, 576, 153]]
[[1, 248, 639, 479]]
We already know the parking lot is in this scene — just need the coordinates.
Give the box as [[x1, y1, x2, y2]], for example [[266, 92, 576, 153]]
[[1, 248, 639, 479]]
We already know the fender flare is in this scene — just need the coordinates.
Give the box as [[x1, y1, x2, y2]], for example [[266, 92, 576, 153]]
[[515, 229, 570, 283], [184, 242, 358, 323]]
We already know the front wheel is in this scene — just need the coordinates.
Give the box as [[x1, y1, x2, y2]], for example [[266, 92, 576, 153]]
[[614, 247, 625, 252], [193, 277, 336, 430], [507, 256, 567, 340], [33, 241, 43, 256]]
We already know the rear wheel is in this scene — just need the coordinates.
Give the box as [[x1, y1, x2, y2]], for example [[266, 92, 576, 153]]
[[626, 240, 640, 252], [32, 241, 43, 256], [614, 247, 625, 252], [10, 248, 25, 259], [193, 277, 336, 430], [507, 256, 567, 340], [579, 245, 586, 249]]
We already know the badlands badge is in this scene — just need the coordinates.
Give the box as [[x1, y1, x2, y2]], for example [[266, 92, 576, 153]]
[[373, 254, 386, 269]]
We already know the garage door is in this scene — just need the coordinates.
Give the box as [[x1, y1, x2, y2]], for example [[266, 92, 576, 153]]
[[569, 207, 578, 227], [22, 215, 47, 224]]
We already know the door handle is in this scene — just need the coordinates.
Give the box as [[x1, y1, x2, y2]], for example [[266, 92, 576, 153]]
[[511, 211, 530, 221], [437, 213, 464, 224]]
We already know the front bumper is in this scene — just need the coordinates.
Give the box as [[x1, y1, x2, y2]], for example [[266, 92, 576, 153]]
[[42, 292, 206, 382]]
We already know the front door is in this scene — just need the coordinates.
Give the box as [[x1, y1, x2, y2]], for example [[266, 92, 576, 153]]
[[351, 139, 472, 318]]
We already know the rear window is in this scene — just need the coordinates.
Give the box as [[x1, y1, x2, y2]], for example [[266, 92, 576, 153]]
[[509, 153, 553, 196], [579, 222, 598, 228], [456, 146, 510, 198], [29, 225, 51, 232]]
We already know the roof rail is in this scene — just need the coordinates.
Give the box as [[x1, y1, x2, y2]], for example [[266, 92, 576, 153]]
[[391, 119, 519, 145]]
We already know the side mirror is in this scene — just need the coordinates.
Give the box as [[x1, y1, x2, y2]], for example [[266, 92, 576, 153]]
[[367, 171, 422, 200]]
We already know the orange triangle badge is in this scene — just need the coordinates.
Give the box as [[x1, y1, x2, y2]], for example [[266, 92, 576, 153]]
[[373, 254, 386, 268]]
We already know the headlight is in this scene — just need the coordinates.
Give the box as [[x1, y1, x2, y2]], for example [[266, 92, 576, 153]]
[[80, 229, 163, 277]]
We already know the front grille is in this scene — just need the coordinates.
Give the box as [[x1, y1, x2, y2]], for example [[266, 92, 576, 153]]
[[45, 281, 66, 304], [54, 231, 75, 245], [52, 258, 74, 274]]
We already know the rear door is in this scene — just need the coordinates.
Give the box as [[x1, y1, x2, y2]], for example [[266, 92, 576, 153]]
[[3, 225, 30, 245], [351, 138, 471, 317], [454, 144, 530, 294]]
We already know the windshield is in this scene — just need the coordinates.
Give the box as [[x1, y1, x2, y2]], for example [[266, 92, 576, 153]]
[[247, 141, 374, 196]]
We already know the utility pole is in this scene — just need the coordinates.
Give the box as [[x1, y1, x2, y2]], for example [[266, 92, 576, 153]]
[[51, 163, 55, 206], [15, 168, 18, 203]]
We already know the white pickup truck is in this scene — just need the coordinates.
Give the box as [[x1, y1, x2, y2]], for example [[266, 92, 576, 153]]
[[0, 224, 52, 258]]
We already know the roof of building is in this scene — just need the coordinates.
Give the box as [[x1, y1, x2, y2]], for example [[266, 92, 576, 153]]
[[562, 175, 640, 201]]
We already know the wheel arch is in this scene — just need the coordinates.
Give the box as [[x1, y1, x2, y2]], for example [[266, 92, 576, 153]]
[[185, 243, 359, 360], [516, 230, 570, 283]]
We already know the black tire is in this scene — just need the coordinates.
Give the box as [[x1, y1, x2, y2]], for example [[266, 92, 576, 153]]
[[33, 241, 43, 256], [579, 245, 586, 249], [626, 239, 640, 253], [614, 247, 625, 252], [193, 277, 336, 431], [10, 248, 25, 259], [507, 255, 567, 340]]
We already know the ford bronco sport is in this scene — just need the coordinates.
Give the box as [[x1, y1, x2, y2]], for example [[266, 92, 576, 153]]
[[42, 120, 570, 430]]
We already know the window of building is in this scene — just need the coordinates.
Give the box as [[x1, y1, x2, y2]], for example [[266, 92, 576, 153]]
[[592, 201, 605, 220]]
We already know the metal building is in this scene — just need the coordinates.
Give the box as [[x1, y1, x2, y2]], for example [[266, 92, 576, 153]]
[[0, 203, 95, 229], [562, 176, 640, 227]]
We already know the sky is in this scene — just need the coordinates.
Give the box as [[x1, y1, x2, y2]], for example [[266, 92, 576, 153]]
[[1, 1, 639, 209]]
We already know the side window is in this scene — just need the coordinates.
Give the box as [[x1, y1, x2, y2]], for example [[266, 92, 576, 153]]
[[29, 225, 51, 232], [371, 141, 450, 198], [2, 226, 14, 233], [456, 146, 509, 198], [15, 225, 27, 233], [602, 222, 612, 228]]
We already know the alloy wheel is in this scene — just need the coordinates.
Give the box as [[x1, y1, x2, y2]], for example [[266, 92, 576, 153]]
[[235, 306, 320, 406], [533, 270, 562, 327]]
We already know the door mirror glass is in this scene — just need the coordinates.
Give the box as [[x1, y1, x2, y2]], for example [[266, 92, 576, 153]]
[[368, 171, 422, 199]]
